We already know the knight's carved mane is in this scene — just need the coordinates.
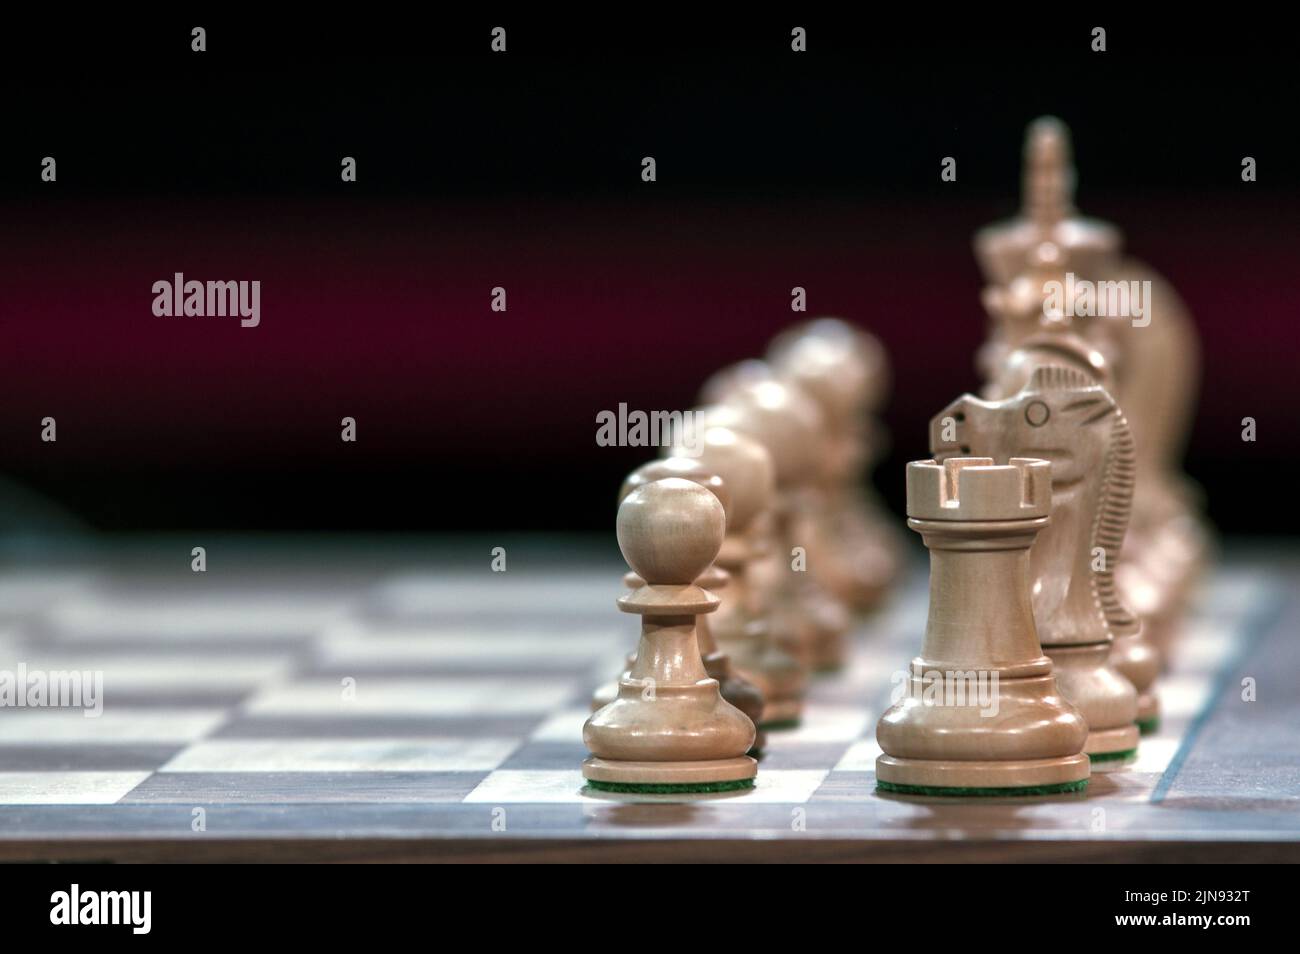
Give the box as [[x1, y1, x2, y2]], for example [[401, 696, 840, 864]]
[[1025, 364, 1137, 631], [1027, 363, 1092, 393], [1095, 411, 1139, 631]]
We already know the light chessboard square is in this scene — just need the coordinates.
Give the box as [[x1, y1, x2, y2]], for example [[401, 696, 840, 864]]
[[0, 572, 101, 617], [160, 737, 520, 773], [241, 677, 578, 717], [11, 652, 295, 693], [43, 594, 353, 641], [0, 708, 229, 744], [528, 708, 593, 742], [832, 738, 884, 773], [371, 573, 609, 618], [0, 771, 151, 805], [778, 704, 876, 744], [317, 620, 611, 666]]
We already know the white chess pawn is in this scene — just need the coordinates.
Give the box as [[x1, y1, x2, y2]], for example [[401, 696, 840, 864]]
[[591, 457, 766, 752], [583, 478, 757, 793], [705, 378, 852, 671], [768, 318, 902, 612], [669, 424, 799, 732]]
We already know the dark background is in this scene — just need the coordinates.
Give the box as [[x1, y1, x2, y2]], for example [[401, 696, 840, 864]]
[[2, 14, 1297, 535]]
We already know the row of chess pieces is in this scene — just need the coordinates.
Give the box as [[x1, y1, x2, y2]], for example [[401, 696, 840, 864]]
[[581, 117, 1211, 796]]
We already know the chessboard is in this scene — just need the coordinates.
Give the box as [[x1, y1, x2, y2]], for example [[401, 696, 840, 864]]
[[1, 538, 1297, 863]]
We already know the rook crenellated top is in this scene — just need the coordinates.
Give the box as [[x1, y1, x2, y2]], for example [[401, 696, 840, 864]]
[[906, 457, 1051, 522]]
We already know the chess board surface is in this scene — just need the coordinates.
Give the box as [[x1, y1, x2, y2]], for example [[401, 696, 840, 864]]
[[1, 537, 1297, 862]]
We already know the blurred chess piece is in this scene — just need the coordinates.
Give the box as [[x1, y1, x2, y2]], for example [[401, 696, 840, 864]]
[[876, 457, 1090, 796], [583, 478, 757, 793], [671, 424, 806, 730], [932, 366, 1145, 759], [978, 308, 1164, 734], [767, 318, 902, 612], [974, 116, 1210, 654], [701, 372, 852, 672]]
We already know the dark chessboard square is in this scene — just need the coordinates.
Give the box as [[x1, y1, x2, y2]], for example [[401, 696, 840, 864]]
[[211, 715, 543, 739], [0, 744, 183, 772], [120, 771, 488, 804]]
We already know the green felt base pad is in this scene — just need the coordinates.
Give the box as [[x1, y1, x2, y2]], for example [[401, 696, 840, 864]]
[[758, 718, 801, 731], [585, 778, 755, 795], [1137, 717, 1159, 736], [1089, 748, 1138, 763], [877, 778, 1089, 798]]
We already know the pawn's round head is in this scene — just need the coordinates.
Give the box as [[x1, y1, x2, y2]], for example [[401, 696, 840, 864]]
[[670, 425, 773, 534], [619, 457, 731, 524], [769, 318, 890, 412], [723, 379, 826, 489], [616, 478, 726, 585], [769, 333, 869, 429], [698, 359, 778, 405]]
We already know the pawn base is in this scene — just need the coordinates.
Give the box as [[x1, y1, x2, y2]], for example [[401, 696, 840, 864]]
[[582, 755, 757, 789], [812, 651, 846, 673], [811, 638, 846, 673], [759, 699, 802, 729], [1089, 748, 1138, 770], [877, 778, 1088, 798], [844, 578, 889, 614], [875, 753, 1090, 794], [1083, 724, 1140, 770], [1136, 693, 1159, 731], [586, 778, 754, 794]]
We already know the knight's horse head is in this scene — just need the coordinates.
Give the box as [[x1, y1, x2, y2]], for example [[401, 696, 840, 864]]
[[931, 365, 1115, 489], [930, 364, 1138, 641]]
